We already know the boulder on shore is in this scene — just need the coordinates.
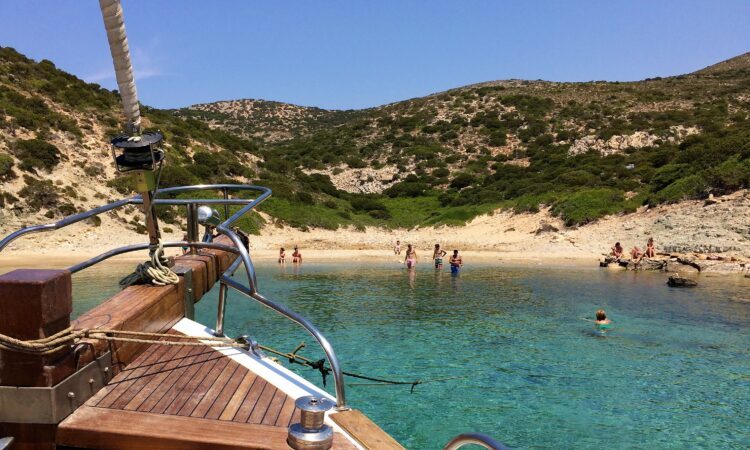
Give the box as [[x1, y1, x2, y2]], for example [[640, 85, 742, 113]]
[[627, 258, 667, 271]]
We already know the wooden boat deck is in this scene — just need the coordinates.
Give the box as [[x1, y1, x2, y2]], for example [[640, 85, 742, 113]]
[[57, 331, 357, 450]]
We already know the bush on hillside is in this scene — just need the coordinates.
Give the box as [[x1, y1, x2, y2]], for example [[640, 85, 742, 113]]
[[19, 176, 59, 211], [551, 188, 625, 226], [0, 153, 15, 180], [449, 173, 477, 189], [12, 138, 61, 171]]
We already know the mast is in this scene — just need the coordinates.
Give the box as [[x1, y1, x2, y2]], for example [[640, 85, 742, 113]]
[[98, 0, 141, 135]]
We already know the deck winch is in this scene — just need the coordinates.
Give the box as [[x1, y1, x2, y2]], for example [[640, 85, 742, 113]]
[[287, 396, 335, 450]]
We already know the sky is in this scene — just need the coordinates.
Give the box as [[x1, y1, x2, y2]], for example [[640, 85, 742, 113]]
[[0, 0, 748, 110]]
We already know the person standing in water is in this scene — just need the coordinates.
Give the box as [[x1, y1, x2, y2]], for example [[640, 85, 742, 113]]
[[433, 244, 447, 269], [292, 245, 302, 264], [394, 240, 401, 255], [404, 244, 417, 269], [278, 247, 286, 265], [449, 249, 463, 274]]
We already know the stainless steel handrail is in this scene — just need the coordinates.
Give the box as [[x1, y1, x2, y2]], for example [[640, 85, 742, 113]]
[[0, 183, 348, 409], [67, 241, 240, 273], [220, 276, 346, 409], [443, 433, 510, 450], [0, 437, 14, 450]]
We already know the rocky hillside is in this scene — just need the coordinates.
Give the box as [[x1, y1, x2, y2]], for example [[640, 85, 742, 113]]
[[181, 52, 750, 229], [3, 45, 750, 252], [0, 46, 263, 236]]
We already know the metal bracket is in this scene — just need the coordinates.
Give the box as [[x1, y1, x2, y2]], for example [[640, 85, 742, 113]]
[[0, 351, 112, 424], [173, 266, 195, 320]]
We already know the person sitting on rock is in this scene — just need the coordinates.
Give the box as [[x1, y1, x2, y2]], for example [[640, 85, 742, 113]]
[[645, 238, 655, 258], [630, 246, 643, 262], [611, 242, 624, 259]]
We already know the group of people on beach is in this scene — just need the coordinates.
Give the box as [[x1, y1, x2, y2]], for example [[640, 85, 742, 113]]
[[610, 237, 656, 262], [394, 240, 463, 274], [278, 245, 302, 264]]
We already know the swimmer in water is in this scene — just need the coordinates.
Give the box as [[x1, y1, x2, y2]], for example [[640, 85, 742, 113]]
[[595, 309, 612, 330], [292, 245, 302, 264], [278, 247, 286, 265]]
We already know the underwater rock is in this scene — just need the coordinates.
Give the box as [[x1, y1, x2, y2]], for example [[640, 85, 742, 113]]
[[667, 275, 698, 287]]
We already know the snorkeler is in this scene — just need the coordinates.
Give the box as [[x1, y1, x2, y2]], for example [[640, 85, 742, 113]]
[[449, 249, 463, 274], [292, 245, 302, 264], [595, 309, 612, 330], [404, 244, 417, 269], [433, 244, 447, 269]]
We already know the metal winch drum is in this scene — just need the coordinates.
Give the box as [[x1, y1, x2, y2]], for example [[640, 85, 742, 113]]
[[287, 396, 335, 450]]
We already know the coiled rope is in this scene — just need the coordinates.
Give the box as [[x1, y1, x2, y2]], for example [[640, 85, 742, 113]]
[[119, 241, 180, 288], [0, 330, 463, 392]]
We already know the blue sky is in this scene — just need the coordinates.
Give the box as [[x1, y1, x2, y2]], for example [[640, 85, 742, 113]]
[[0, 1, 748, 110]]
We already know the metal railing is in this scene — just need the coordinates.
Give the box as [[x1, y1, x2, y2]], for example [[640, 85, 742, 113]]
[[0, 184, 348, 409], [443, 433, 510, 450]]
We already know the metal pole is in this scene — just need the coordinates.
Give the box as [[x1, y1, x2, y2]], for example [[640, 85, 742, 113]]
[[222, 188, 229, 220], [215, 282, 228, 337], [186, 203, 199, 255]]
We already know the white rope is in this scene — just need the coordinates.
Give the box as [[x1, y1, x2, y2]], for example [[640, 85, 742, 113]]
[[119, 241, 179, 288]]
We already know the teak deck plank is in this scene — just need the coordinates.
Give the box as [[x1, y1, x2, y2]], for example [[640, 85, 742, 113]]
[[274, 395, 297, 427], [57, 406, 358, 450], [233, 377, 267, 423], [189, 361, 241, 418], [176, 356, 230, 416], [58, 336, 361, 450], [330, 409, 406, 450], [219, 371, 259, 421]]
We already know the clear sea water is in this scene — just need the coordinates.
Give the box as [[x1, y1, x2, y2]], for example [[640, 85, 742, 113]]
[[66, 261, 750, 449]]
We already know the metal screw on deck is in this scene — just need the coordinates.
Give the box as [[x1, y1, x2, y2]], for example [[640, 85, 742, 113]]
[[287, 396, 334, 450]]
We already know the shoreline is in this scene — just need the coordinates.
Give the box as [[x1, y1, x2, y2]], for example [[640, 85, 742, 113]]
[[2, 190, 750, 275]]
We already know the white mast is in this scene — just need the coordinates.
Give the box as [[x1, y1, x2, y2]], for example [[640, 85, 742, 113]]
[[98, 0, 141, 135]]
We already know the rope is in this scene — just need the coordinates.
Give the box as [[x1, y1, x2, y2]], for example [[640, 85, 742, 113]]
[[257, 342, 468, 393], [0, 330, 462, 392], [119, 240, 180, 288], [0, 328, 245, 356]]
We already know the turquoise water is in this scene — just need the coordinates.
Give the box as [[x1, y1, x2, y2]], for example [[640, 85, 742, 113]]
[[72, 262, 750, 449]]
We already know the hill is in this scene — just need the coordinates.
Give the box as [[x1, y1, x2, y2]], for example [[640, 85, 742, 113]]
[[181, 51, 750, 228], [2, 45, 750, 242]]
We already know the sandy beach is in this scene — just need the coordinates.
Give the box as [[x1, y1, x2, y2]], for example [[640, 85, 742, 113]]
[[2, 190, 750, 275]]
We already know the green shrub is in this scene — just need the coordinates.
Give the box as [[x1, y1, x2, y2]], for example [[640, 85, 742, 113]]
[[106, 176, 136, 195], [552, 189, 625, 226], [19, 176, 59, 211], [350, 197, 386, 212], [450, 173, 477, 189], [651, 175, 707, 203], [0, 153, 15, 180], [12, 139, 61, 171]]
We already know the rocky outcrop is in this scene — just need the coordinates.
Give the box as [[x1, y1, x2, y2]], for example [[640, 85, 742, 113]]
[[568, 126, 699, 156], [307, 167, 399, 194]]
